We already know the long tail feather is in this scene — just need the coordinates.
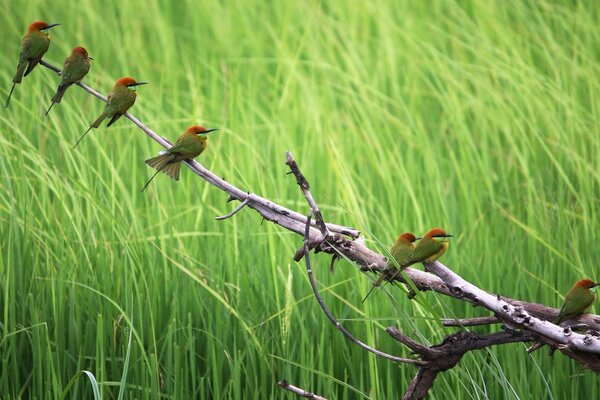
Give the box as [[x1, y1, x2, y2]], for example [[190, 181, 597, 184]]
[[141, 169, 161, 192], [5, 82, 17, 108], [73, 126, 94, 149], [45, 101, 56, 116]]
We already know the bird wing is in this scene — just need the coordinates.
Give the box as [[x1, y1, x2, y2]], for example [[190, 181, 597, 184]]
[[402, 239, 442, 267], [18, 37, 33, 62], [557, 290, 595, 322], [61, 57, 88, 84], [169, 135, 204, 158], [389, 244, 413, 266]]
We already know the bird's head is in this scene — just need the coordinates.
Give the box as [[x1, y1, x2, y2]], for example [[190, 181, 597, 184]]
[[116, 77, 148, 88], [72, 46, 93, 61], [577, 279, 600, 292], [424, 228, 453, 239], [29, 21, 60, 32], [186, 125, 218, 135], [397, 232, 419, 244]]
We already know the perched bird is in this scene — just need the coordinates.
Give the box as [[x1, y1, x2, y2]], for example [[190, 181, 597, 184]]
[[45, 46, 93, 115], [400, 227, 453, 268], [6, 20, 60, 108], [73, 77, 147, 148], [527, 278, 598, 353], [362, 232, 419, 303], [555, 279, 599, 324], [141, 125, 218, 192]]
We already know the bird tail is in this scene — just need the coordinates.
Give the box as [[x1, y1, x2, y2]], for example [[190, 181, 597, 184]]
[[141, 154, 180, 192], [5, 82, 17, 108], [51, 83, 69, 104], [45, 84, 70, 115], [72, 126, 94, 149], [90, 110, 108, 129], [145, 154, 181, 180], [13, 61, 27, 84], [361, 267, 404, 303]]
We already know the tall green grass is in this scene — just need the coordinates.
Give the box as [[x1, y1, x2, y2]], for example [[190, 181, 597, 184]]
[[1, 0, 599, 398]]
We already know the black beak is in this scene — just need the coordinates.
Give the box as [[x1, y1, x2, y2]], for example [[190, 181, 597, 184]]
[[592, 282, 600, 288], [445, 234, 454, 238], [129, 82, 148, 87], [204, 128, 218, 134], [43, 23, 60, 30], [89, 56, 95, 61], [414, 237, 422, 241]]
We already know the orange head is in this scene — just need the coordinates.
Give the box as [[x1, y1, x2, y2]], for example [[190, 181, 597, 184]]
[[72, 46, 93, 60], [115, 77, 148, 88], [423, 227, 453, 239], [28, 21, 60, 32], [576, 279, 600, 290], [397, 232, 418, 244], [185, 125, 218, 135]]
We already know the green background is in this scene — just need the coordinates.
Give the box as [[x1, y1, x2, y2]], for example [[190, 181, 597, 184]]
[[1, 0, 599, 398]]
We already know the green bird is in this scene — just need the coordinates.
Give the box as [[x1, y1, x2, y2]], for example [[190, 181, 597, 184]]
[[400, 227, 453, 268], [362, 232, 419, 303], [527, 278, 598, 353], [73, 76, 147, 148], [45, 46, 93, 115], [555, 279, 599, 324], [6, 20, 60, 108], [141, 125, 218, 192]]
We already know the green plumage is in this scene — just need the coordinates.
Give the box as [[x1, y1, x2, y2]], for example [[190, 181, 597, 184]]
[[46, 48, 91, 115], [145, 134, 207, 181], [90, 84, 138, 128], [373, 238, 415, 286], [555, 283, 597, 324], [6, 26, 53, 108], [401, 237, 446, 267], [362, 233, 417, 302], [14, 30, 50, 83], [53, 53, 90, 103]]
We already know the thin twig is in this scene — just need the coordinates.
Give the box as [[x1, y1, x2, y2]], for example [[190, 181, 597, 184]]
[[277, 380, 328, 400], [215, 197, 250, 220], [302, 212, 427, 365], [285, 152, 330, 237], [441, 316, 502, 327]]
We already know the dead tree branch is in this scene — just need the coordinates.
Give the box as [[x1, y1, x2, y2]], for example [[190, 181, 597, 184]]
[[386, 328, 535, 400], [277, 380, 328, 400]]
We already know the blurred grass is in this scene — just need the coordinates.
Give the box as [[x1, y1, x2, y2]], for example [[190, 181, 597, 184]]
[[1, 0, 600, 398]]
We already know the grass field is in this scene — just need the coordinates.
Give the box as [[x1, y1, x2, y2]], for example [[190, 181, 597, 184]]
[[1, 0, 600, 398]]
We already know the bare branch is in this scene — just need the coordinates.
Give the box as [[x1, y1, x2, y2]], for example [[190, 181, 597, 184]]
[[277, 380, 328, 400], [285, 152, 330, 238], [215, 197, 250, 220], [441, 316, 502, 327], [386, 328, 535, 400]]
